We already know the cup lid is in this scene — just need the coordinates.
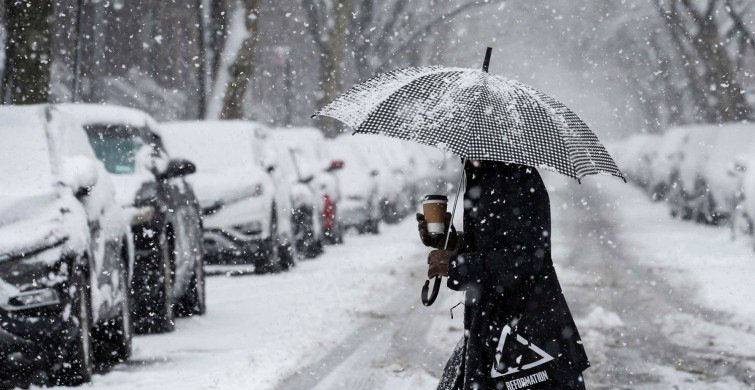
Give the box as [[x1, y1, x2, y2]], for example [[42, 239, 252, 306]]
[[422, 194, 448, 202]]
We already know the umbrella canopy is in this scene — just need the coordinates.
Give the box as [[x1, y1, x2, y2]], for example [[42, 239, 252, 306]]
[[314, 63, 624, 183]]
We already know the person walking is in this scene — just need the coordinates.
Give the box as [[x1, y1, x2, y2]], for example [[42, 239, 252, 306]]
[[418, 160, 590, 390]]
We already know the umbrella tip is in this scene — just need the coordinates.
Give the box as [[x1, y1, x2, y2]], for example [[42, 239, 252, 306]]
[[482, 47, 493, 72]]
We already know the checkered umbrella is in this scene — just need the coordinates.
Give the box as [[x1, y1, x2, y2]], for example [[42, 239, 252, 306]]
[[314, 48, 624, 306], [314, 48, 624, 183]]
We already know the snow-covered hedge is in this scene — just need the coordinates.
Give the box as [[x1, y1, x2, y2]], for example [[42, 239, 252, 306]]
[[610, 123, 755, 228]]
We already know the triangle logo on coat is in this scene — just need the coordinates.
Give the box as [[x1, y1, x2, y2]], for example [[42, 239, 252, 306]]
[[490, 325, 555, 378]]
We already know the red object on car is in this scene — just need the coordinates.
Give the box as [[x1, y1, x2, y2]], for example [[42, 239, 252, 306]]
[[322, 194, 336, 228]]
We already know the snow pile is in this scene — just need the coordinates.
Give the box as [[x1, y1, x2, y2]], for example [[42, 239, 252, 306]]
[[579, 306, 624, 329]]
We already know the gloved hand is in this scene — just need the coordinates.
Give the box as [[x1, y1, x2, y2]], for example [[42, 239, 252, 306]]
[[428, 249, 453, 278], [416, 212, 458, 250]]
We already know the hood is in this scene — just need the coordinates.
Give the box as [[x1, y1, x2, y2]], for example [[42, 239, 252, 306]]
[[0, 189, 88, 261], [186, 169, 268, 210]]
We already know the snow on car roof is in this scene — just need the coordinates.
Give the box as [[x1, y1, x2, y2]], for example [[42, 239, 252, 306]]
[[271, 126, 330, 165], [159, 120, 261, 172], [54, 103, 160, 133], [0, 122, 55, 195]]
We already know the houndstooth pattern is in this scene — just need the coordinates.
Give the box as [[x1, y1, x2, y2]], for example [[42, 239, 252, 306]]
[[314, 67, 624, 182]]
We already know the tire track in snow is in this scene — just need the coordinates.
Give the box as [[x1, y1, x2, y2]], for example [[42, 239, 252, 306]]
[[275, 263, 448, 390], [553, 180, 754, 389]]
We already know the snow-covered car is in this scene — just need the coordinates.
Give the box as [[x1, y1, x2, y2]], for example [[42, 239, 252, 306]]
[[326, 136, 381, 234], [266, 134, 323, 258], [696, 125, 755, 224], [348, 136, 411, 224], [715, 125, 755, 236], [271, 127, 344, 244], [0, 105, 132, 385], [61, 104, 206, 334], [647, 127, 691, 201], [410, 143, 457, 197], [664, 126, 718, 221], [160, 121, 295, 272], [610, 133, 660, 190], [669, 125, 755, 224]]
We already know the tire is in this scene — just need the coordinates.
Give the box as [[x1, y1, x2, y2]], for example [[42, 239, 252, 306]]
[[368, 218, 380, 234], [335, 225, 344, 244], [301, 223, 320, 259], [51, 268, 93, 386], [256, 208, 281, 274], [279, 242, 296, 270], [94, 243, 133, 362], [134, 228, 175, 334], [176, 252, 206, 317]]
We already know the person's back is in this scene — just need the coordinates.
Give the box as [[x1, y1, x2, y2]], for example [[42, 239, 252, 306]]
[[420, 161, 589, 390]]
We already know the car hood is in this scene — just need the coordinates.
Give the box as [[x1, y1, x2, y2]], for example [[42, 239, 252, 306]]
[[186, 170, 266, 209], [0, 189, 89, 262]]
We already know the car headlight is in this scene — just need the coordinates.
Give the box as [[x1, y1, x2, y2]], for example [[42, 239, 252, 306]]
[[7, 288, 60, 310], [232, 221, 263, 235]]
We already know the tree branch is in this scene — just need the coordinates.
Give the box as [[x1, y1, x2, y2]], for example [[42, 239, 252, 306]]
[[725, 0, 755, 51], [375, 0, 503, 73]]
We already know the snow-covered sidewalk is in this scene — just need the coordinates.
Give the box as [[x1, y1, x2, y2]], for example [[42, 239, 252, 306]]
[[58, 219, 427, 390], [597, 179, 755, 326]]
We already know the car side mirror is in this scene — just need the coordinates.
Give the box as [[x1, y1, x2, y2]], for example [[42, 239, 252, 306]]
[[60, 156, 99, 199], [327, 160, 344, 172], [370, 170, 380, 177], [162, 159, 196, 180]]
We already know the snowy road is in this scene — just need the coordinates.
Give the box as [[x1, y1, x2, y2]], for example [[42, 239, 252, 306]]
[[37, 176, 755, 390]]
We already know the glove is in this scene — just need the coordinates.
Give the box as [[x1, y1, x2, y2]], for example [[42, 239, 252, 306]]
[[428, 249, 453, 278], [416, 212, 459, 250]]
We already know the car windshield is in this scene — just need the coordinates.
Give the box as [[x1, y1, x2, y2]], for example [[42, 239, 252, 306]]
[[0, 125, 54, 195], [85, 124, 144, 174], [161, 126, 257, 172]]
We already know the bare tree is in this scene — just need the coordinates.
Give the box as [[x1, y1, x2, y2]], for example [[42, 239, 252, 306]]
[[303, 0, 503, 136], [3, 0, 53, 104], [219, 0, 261, 119], [654, 0, 752, 123]]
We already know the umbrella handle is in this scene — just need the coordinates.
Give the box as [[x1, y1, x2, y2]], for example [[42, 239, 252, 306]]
[[421, 276, 442, 306]]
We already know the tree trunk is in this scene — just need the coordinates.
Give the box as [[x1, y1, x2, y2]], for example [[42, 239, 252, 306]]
[[3, 0, 53, 104], [219, 0, 261, 120], [312, 0, 351, 137]]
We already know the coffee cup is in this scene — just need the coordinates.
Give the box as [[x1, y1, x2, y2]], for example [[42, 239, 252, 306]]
[[422, 195, 448, 235]]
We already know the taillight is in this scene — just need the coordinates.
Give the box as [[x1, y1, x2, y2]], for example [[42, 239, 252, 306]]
[[322, 195, 336, 228]]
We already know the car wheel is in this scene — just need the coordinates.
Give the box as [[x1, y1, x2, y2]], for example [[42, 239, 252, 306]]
[[94, 243, 133, 362], [368, 218, 380, 234], [279, 242, 296, 270], [256, 208, 282, 274], [335, 224, 344, 244], [134, 228, 175, 334], [177, 251, 206, 316], [301, 220, 318, 259], [51, 268, 93, 386]]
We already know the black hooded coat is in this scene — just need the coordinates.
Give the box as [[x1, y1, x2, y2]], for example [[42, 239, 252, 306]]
[[437, 162, 589, 390]]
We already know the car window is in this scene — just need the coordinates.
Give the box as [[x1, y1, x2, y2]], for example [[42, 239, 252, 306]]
[[85, 124, 145, 174]]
